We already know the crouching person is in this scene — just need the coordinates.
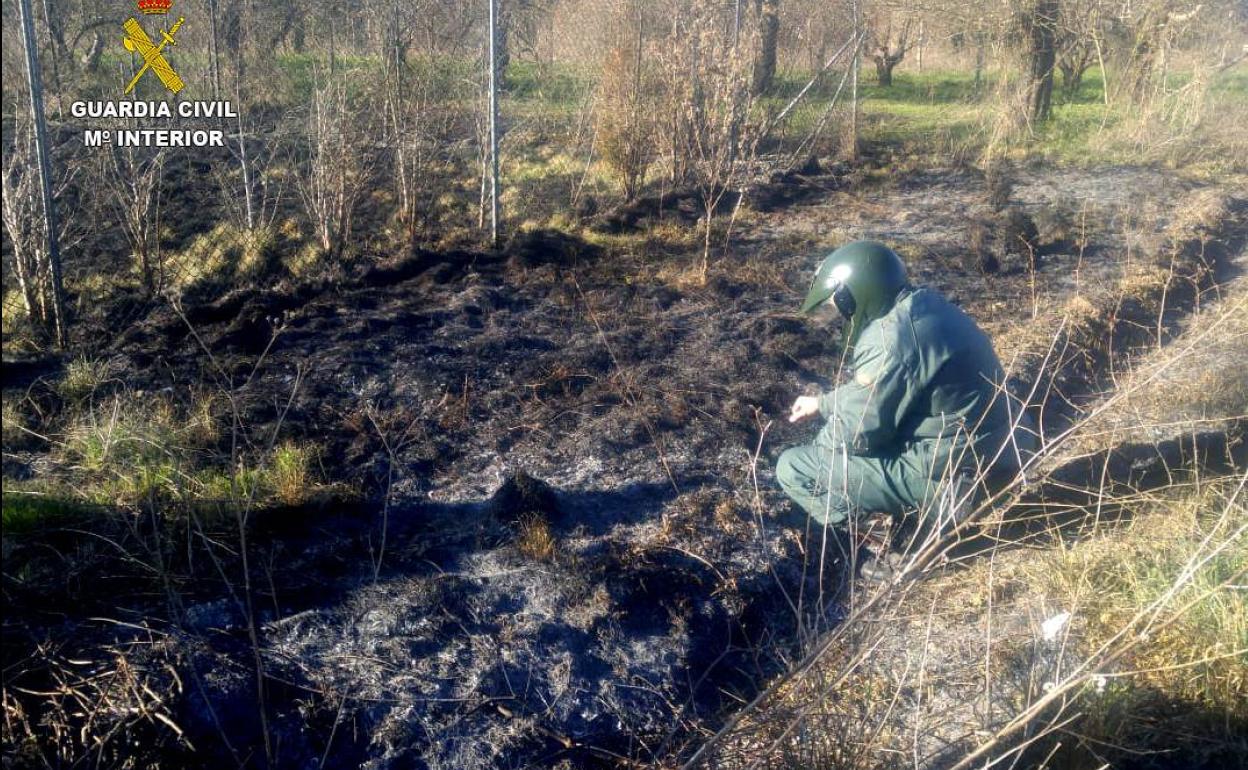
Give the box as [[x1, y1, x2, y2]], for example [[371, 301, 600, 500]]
[[777, 241, 1037, 581]]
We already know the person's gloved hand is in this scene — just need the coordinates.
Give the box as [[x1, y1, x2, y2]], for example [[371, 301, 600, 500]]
[[788, 396, 820, 423]]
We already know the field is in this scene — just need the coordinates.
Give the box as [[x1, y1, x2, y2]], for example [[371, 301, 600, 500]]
[[3, 5, 1247, 768]]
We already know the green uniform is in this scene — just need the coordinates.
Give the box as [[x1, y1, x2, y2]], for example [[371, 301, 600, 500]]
[[777, 287, 1036, 526]]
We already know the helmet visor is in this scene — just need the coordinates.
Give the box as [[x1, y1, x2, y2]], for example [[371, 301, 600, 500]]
[[831, 284, 856, 319], [800, 259, 855, 317]]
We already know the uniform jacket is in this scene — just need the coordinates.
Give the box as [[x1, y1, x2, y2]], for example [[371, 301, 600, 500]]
[[816, 287, 1035, 477]]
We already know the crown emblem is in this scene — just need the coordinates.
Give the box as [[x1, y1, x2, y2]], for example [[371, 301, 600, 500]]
[[137, 0, 173, 14]]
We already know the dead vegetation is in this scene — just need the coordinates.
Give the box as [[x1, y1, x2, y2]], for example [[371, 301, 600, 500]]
[[3, 1, 1247, 762], [4, 158, 1243, 768], [2, 637, 193, 769]]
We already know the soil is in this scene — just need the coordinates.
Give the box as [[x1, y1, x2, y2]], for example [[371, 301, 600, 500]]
[[3, 161, 1243, 769]]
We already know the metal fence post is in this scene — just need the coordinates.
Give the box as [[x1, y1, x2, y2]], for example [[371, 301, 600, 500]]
[[488, 0, 501, 248], [18, 0, 67, 346]]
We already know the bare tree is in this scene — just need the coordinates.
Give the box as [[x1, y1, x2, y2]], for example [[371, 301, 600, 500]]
[[867, 10, 916, 87], [658, 0, 760, 283], [1116, 0, 1206, 106], [1055, 0, 1106, 98]]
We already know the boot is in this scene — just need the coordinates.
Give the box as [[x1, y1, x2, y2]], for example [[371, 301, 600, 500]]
[[859, 550, 906, 583]]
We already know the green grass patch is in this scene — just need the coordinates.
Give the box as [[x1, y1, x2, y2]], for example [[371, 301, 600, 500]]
[[860, 68, 993, 104], [1029, 480, 1247, 727], [47, 390, 326, 510], [58, 357, 117, 403], [759, 65, 1245, 170], [506, 60, 593, 108], [1, 487, 93, 535]]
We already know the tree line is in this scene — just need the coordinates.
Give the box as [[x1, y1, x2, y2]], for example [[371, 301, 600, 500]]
[[2, 0, 1244, 345]]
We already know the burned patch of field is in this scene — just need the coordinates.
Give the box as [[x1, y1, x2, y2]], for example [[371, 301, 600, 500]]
[[3, 166, 1243, 769]]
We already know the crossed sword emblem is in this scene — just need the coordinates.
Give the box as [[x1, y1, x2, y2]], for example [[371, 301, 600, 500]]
[[123, 16, 185, 95]]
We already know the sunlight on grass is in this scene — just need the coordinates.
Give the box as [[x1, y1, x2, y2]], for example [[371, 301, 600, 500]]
[[58, 357, 116, 403], [1011, 480, 1248, 766], [47, 390, 329, 510], [1030, 483, 1247, 712], [755, 66, 1247, 173], [270, 440, 316, 506], [1, 487, 91, 535]]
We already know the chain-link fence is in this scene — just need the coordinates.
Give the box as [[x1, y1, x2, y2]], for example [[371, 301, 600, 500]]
[[3, 0, 866, 354]]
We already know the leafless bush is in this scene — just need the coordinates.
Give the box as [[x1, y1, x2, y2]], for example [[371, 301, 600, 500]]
[[295, 77, 377, 261], [1097, 2, 1242, 160], [472, 56, 493, 234], [2, 117, 69, 337], [1113, 0, 1203, 106], [980, 75, 1034, 159], [655, 0, 761, 283], [100, 136, 168, 295], [383, 63, 450, 251], [218, 115, 284, 237], [594, 2, 655, 202]]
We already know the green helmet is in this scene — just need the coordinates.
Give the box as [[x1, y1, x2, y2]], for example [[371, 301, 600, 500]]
[[799, 240, 908, 349]]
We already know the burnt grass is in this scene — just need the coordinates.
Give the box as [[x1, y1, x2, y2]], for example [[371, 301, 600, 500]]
[[3, 164, 1243, 769]]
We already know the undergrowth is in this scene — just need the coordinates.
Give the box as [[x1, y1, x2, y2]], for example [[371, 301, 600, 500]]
[[1013, 481, 1247, 769]]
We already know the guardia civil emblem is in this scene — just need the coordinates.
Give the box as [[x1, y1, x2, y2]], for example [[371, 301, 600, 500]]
[[122, 0, 185, 95]]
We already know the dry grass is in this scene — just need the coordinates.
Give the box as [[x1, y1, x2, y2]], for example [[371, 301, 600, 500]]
[[993, 190, 1241, 401], [1072, 282, 1248, 457], [1, 396, 27, 446], [58, 356, 117, 403], [694, 474, 1245, 770], [1, 639, 191, 769], [269, 440, 317, 507], [1026, 482, 1247, 718], [516, 512, 558, 561], [163, 222, 280, 293]]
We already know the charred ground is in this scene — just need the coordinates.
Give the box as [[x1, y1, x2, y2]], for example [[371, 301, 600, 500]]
[[3, 161, 1245, 768]]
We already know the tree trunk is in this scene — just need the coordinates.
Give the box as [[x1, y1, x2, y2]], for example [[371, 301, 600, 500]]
[[874, 56, 895, 86], [1026, 0, 1058, 123], [751, 0, 779, 95], [974, 32, 985, 90], [1060, 57, 1088, 97]]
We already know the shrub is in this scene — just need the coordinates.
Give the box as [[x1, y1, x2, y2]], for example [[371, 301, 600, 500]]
[[595, 38, 655, 202]]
